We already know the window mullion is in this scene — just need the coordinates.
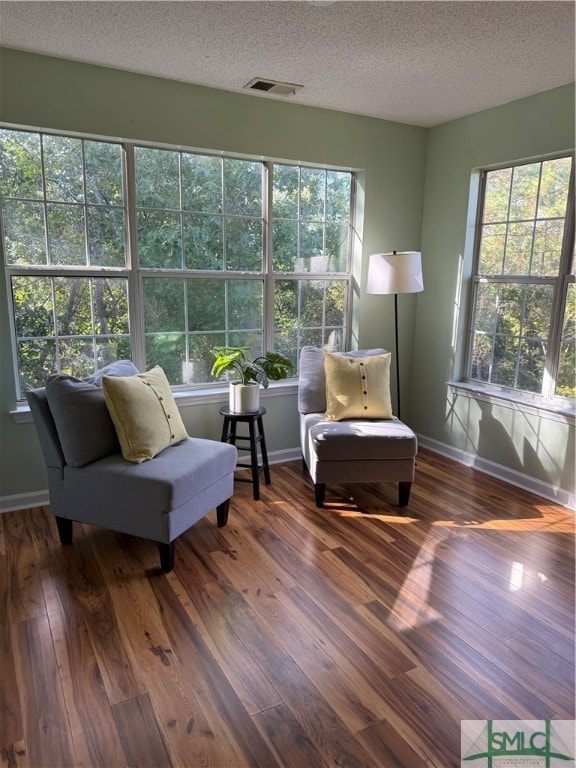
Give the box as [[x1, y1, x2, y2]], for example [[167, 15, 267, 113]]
[[179, 153, 185, 271], [221, 160, 227, 273], [81, 140, 90, 268], [465, 174, 488, 379], [527, 163, 544, 276], [544, 156, 575, 397], [124, 143, 146, 372], [487, 282, 499, 384], [542, 271, 565, 398], [502, 167, 513, 273], [264, 160, 274, 353], [39, 134, 50, 265], [224, 280, 229, 347], [344, 174, 356, 348], [512, 285, 528, 390], [51, 277, 60, 372]]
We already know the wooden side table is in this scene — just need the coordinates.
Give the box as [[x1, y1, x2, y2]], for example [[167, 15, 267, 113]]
[[219, 406, 270, 501]]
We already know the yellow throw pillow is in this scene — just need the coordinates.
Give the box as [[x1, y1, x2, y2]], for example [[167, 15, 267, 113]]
[[324, 351, 393, 421], [102, 366, 188, 463]]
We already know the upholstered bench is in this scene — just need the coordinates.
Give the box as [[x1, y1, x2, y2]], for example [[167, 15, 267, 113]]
[[298, 346, 417, 507]]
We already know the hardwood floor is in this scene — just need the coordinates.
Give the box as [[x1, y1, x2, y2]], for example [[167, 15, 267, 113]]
[[1, 448, 574, 768]]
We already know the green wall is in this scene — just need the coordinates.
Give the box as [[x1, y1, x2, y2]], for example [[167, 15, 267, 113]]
[[411, 84, 575, 497], [1, 49, 573, 502], [0, 48, 427, 499]]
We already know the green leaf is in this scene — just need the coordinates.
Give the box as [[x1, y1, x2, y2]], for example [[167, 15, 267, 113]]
[[209, 346, 293, 387]]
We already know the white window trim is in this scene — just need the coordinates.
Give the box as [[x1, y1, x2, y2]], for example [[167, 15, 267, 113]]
[[2, 125, 356, 402], [462, 152, 575, 409], [448, 380, 575, 425], [10, 377, 299, 423]]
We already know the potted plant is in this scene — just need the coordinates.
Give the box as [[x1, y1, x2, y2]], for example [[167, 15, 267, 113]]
[[210, 346, 294, 414]]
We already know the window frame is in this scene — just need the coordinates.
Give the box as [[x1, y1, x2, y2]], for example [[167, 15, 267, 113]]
[[1, 125, 355, 401], [464, 152, 575, 409]]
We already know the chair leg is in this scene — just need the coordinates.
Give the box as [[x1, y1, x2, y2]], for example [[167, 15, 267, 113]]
[[55, 516, 73, 545], [314, 483, 326, 508], [158, 541, 175, 573], [217, 499, 230, 527], [399, 482, 412, 507]]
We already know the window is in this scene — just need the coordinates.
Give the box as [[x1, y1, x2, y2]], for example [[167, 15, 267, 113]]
[[134, 148, 266, 385], [272, 164, 351, 357], [1, 130, 130, 391], [466, 155, 575, 403], [0, 128, 353, 398]]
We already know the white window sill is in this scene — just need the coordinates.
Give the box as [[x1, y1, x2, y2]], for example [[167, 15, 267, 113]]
[[448, 381, 575, 426], [10, 378, 299, 423], [172, 378, 298, 407]]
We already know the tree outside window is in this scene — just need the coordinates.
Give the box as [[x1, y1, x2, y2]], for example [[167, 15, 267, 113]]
[[0, 128, 353, 396], [467, 156, 574, 402]]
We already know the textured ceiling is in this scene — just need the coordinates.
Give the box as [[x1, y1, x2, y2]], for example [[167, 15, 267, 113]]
[[0, 0, 574, 127]]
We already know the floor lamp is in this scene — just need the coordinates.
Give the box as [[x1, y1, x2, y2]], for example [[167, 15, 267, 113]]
[[365, 251, 423, 420]]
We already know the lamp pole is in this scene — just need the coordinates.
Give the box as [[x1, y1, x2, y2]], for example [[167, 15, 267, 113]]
[[365, 250, 424, 423], [393, 292, 401, 419], [392, 249, 401, 420]]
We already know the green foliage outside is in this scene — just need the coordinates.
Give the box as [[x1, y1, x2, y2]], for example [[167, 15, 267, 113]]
[[1, 130, 351, 394], [210, 347, 294, 387], [471, 156, 574, 399], [2, 130, 572, 402]]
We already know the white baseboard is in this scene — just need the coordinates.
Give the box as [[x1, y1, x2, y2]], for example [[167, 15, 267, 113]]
[[2, 442, 572, 513], [417, 434, 576, 510], [0, 489, 50, 513], [268, 447, 301, 465]]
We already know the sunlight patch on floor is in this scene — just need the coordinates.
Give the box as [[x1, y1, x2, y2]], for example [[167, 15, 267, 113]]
[[432, 515, 574, 532], [387, 531, 445, 632], [509, 561, 524, 592], [337, 511, 419, 524]]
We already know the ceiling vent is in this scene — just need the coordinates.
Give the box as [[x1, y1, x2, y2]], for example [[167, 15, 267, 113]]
[[244, 78, 303, 97]]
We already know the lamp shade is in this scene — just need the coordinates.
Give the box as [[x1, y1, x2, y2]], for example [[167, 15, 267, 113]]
[[366, 251, 423, 295]]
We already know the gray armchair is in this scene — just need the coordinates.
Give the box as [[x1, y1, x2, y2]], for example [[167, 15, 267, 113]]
[[298, 346, 417, 507], [26, 361, 237, 572]]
